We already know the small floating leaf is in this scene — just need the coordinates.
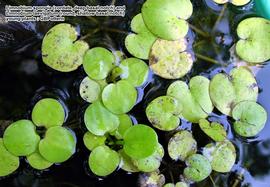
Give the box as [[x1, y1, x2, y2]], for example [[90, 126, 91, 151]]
[[42, 23, 89, 72], [79, 77, 101, 103], [209, 67, 258, 116], [199, 119, 227, 142], [213, 0, 250, 6], [83, 132, 106, 151], [132, 143, 164, 172], [118, 149, 139, 173], [83, 47, 116, 80], [184, 154, 212, 182], [123, 124, 158, 159], [0, 138, 19, 177], [119, 58, 149, 87], [138, 170, 165, 187], [149, 38, 193, 79], [232, 101, 267, 137], [102, 80, 137, 114], [146, 96, 181, 131], [27, 152, 53, 170], [168, 131, 197, 161], [142, 0, 193, 40], [39, 127, 76, 163], [110, 114, 133, 139], [125, 13, 157, 59], [3, 120, 40, 156], [167, 76, 213, 123], [89, 145, 120, 176], [203, 140, 236, 173], [84, 101, 119, 136], [236, 17, 270, 63], [32, 98, 65, 129], [164, 182, 189, 187]]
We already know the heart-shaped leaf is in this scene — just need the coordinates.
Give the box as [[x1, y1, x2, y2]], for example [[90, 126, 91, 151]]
[[123, 124, 158, 159], [125, 14, 157, 59], [184, 154, 212, 182], [236, 17, 270, 63], [213, 0, 250, 6], [142, 0, 193, 40], [39, 127, 76, 163], [209, 67, 258, 116], [149, 38, 193, 79], [168, 131, 197, 161], [89, 145, 120, 176], [42, 23, 89, 72], [83, 132, 106, 151], [146, 96, 181, 131], [27, 151, 53, 170], [0, 138, 19, 177], [102, 80, 137, 114], [167, 76, 213, 123], [84, 101, 119, 136], [3, 120, 40, 156], [199, 119, 227, 142], [203, 140, 236, 173], [132, 143, 164, 172], [83, 47, 116, 80], [232, 101, 267, 137], [32, 98, 65, 129], [118, 58, 149, 87]]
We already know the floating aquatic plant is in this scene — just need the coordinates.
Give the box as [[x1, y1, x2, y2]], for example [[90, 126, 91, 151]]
[[125, 14, 157, 60], [83, 131, 106, 151], [209, 67, 258, 116], [199, 119, 227, 142], [27, 151, 53, 170], [213, 0, 251, 6], [149, 39, 193, 79], [236, 17, 270, 63], [3, 120, 40, 156], [167, 76, 213, 123], [32, 98, 65, 129], [0, 138, 19, 177], [110, 114, 133, 139], [232, 101, 267, 137], [142, 0, 193, 40], [164, 182, 188, 187], [42, 23, 89, 72], [79, 77, 101, 103]]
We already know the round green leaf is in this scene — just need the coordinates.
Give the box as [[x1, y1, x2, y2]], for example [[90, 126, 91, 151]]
[[125, 13, 157, 59], [167, 76, 213, 123], [168, 131, 197, 161], [79, 77, 101, 103], [83, 47, 116, 80], [123, 124, 158, 159], [102, 80, 137, 114], [203, 140, 236, 173], [119, 58, 149, 87], [142, 0, 193, 40], [184, 154, 212, 182], [132, 143, 164, 172], [39, 127, 76, 163], [199, 119, 227, 142], [118, 149, 139, 173], [3, 120, 40, 156], [0, 138, 19, 177], [110, 114, 133, 139], [89, 145, 120, 176], [149, 38, 193, 79], [213, 0, 250, 6], [83, 132, 106, 151], [42, 23, 89, 72], [209, 67, 258, 116], [236, 17, 270, 63], [32, 98, 65, 129], [232, 101, 267, 137], [27, 152, 53, 170], [84, 101, 119, 136], [146, 96, 181, 131], [164, 182, 189, 187]]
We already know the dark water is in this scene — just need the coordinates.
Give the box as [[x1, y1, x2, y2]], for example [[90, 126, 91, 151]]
[[0, 0, 270, 187]]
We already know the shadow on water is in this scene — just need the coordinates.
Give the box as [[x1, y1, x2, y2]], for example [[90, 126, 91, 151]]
[[1, 0, 270, 187]]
